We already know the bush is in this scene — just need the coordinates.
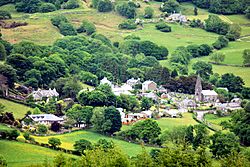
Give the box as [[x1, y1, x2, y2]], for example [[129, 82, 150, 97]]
[[144, 6, 154, 19], [8, 129, 20, 140], [59, 22, 77, 36], [37, 124, 48, 134], [77, 20, 96, 35], [23, 131, 31, 140], [48, 137, 61, 148], [51, 15, 68, 27], [0, 154, 7, 167], [116, 2, 136, 19], [39, 3, 56, 13], [155, 22, 171, 32], [212, 36, 229, 50], [0, 11, 11, 20], [97, 0, 113, 12], [62, 0, 79, 9], [118, 20, 137, 30]]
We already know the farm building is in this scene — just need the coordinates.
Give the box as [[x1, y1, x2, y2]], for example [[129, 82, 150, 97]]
[[31, 88, 59, 101]]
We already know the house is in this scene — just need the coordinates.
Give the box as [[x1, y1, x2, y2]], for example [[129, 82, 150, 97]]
[[142, 80, 157, 92], [28, 114, 64, 125], [112, 84, 133, 96], [168, 13, 187, 23], [126, 78, 141, 87], [140, 92, 158, 101], [201, 90, 218, 102], [127, 113, 146, 120], [31, 88, 59, 101], [157, 85, 168, 93], [141, 110, 153, 118], [100, 77, 113, 87]]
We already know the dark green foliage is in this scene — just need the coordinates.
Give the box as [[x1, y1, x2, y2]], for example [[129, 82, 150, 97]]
[[194, 6, 198, 15], [145, 65, 170, 85], [192, 61, 213, 80], [209, 0, 244, 14], [116, 2, 137, 19], [160, 0, 180, 13], [192, 0, 210, 9], [139, 41, 168, 60], [210, 132, 240, 158], [170, 46, 191, 65], [246, 6, 250, 19], [62, 0, 79, 9], [141, 97, 153, 110], [226, 24, 241, 41], [78, 71, 98, 86], [77, 20, 96, 35], [103, 106, 122, 134], [186, 44, 212, 58], [0, 43, 6, 60], [15, 0, 42, 13], [92, 33, 112, 47], [189, 19, 204, 28], [118, 20, 137, 30], [217, 73, 244, 93], [48, 137, 61, 148], [59, 22, 77, 36], [205, 15, 230, 35], [51, 15, 68, 27], [155, 22, 171, 32], [74, 139, 93, 155], [11, 41, 43, 57], [37, 124, 48, 134], [0, 64, 17, 88], [212, 36, 229, 50], [50, 121, 61, 132], [121, 119, 161, 144], [0, 11, 11, 20], [144, 6, 154, 18], [39, 3, 56, 13], [243, 49, 250, 65], [97, 0, 113, 12]]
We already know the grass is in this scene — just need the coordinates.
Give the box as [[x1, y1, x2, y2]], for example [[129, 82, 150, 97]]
[[0, 140, 78, 167], [0, 123, 13, 131], [204, 114, 231, 130], [32, 130, 153, 157], [0, 98, 32, 119], [157, 113, 198, 131]]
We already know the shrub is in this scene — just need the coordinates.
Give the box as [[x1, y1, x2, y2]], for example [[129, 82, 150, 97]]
[[212, 36, 229, 50], [59, 22, 77, 36], [62, 0, 79, 9], [92, 0, 100, 8], [8, 129, 20, 140], [39, 3, 56, 13], [97, 0, 113, 12], [37, 124, 48, 134], [77, 20, 96, 35], [118, 20, 137, 30], [0, 154, 7, 167], [116, 2, 136, 19], [23, 131, 31, 140], [0, 11, 11, 20], [48, 137, 61, 149], [155, 22, 171, 32], [144, 6, 154, 19], [160, 0, 180, 13], [51, 15, 68, 27]]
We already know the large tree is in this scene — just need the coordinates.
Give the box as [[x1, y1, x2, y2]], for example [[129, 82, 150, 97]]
[[217, 73, 244, 93], [192, 61, 213, 80], [0, 64, 17, 88]]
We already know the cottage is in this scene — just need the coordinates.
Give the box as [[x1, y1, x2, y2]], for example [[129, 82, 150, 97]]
[[157, 85, 168, 93], [140, 92, 158, 101], [112, 84, 133, 96], [141, 110, 153, 118], [100, 77, 113, 87], [142, 81, 157, 92], [201, 90, 218, 102], [28, 114, 64, 125], [31, 88, 59, 101], [168, 13, 187, 23], [126, 78, 141, 87]]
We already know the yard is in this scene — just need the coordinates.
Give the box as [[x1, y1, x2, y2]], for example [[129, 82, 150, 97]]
[[32, 130, 154, 157], [0, 140, 78, 167], [0, 98, 32, 119]]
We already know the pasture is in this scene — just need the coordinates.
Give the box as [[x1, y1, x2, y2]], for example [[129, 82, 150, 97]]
[[32, 130, 153, 157], [204, 114, 231, 131], [0, 140, 78, 167], [0, 98, 32, 119]]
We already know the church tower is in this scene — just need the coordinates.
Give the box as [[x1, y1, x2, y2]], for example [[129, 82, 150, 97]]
[[195, 75, 202, 102]]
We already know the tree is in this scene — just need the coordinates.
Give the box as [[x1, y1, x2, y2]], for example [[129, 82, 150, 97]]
[[39, 3, 56, 13], [246, 6, 250, 19], [37, 124, 48, 134], [192, 61, 213, 80], [0, 11, 11, 20], [141, 97, 153, 110], [205, 15, 229, 35], [97, 0, 113, 12], [48, 137, 61, 149], [217, 73, 244, 93], [160, 0, 180, 13], [51, 15, 68, 27], [11, 41, 43, 57], [226, 24, 241, 41], [0, 64, 17, 88], [194, 6, 198, 15], [78, 71, 98, 86], [88, 91, 107, 106], [212, 36, 229, 50], [15, 0, 41, 13], [155, 22, 171, 33], [62, 0, 79, 9], [116, 2, 137, 19], [242, 87, 250, 99], [0, 43, 6, 60], [210, 132, 240, 158], [209, 0, 244, 15], [144, 6, 154, 19], [192, 124, 209, 149], [74, 139, 93, 155], [59, 22, 77, 36], [103, 106, 122, 134], [243, 49, 250, 65], [77, 20, 96, 35], [210, 52, 225, 64], [23, 131, 31, 140]]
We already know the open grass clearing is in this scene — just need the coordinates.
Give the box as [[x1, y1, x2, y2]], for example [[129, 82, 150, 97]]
[[0, 98, 32, 119], [32, 130, 153, 157], [0, 140, 78, 167]]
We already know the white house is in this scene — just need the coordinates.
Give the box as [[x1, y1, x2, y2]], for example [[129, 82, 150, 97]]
[[168, 13, 187, 23], [126, 78, 141, 87], [28, 114, 64, 125], [100, 77, 113, 87], [140, 92, 158, 101], [112, 84, 133, 96], [142, 81, 157, 92], [141, 110, 153, 118], [31, 88, 59, 101], [201, 90, 218, 102]]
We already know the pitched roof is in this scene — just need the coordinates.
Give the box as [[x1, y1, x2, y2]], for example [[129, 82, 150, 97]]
[[29, 114, 63, 122], [201, 90, 218, 96]]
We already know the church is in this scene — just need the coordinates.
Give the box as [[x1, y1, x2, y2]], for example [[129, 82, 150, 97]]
[[195, 75, 218, 103]]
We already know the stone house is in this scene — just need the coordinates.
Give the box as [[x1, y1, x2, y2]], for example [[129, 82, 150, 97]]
[[142, 81, 157, 92]]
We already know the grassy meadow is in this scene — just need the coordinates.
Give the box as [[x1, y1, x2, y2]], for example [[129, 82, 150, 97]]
[[0, 140, 78, 167], [0, 98, 32, 119], [204, 114, 231, 131], [32, 130, 153, 157]]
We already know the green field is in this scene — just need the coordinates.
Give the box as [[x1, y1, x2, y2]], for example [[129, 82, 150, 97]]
[[204, 114, 231, 130], [0, 123, 13, 131], [0, 98, 32, 119], [0, 140, 78, 167], [32, 130, 153, 157]]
